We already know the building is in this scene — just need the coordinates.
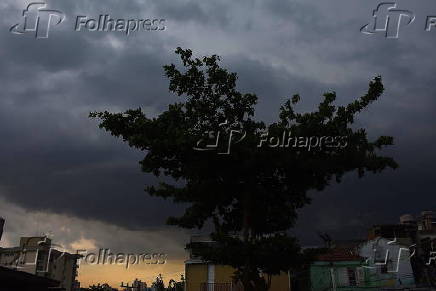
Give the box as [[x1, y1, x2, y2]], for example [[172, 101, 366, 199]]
[[132, 279, 148, 291], [0, 236, 81, 291], [85, 283, 118, 291], [0, 265, 63, 291], [410, 211, 436, 287], [309, 248, 367, 290], [369, 211, 436, 246], [308, 237, 417, 290], [121, 278, 148, 291], [368, 223, 417, 246], [368, 211, 436, 287], [184, 235, 291, 291], [359, 237, 415, 288]]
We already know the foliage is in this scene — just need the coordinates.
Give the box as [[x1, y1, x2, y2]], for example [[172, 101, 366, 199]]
[[90, 47, 397, 290], [151, 274, 165, 291], [168, 274, 185, 291]]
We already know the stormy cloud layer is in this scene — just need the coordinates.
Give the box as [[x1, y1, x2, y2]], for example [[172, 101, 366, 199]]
[[0, 0, 435, 250]]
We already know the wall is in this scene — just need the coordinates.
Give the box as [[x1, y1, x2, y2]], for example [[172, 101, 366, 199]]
[[185, 263, 208, 291], [185, 263, 290, 291], [310, 261, 370, 291]]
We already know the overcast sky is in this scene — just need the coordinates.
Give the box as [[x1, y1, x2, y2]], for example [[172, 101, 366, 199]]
[[1, 0, 436, 287]]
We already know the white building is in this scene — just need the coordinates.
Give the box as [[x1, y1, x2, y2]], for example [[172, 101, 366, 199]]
[[359, 237, 415, 288]]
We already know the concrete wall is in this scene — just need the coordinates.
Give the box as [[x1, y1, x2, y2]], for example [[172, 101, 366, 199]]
[[214, 264, 234, 283]]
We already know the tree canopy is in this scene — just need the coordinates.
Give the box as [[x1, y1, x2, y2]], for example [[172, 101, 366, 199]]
[[90, 47, 397, 290]]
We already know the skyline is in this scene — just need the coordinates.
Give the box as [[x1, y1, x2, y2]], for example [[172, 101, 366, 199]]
[[1, 0, 436, 288]]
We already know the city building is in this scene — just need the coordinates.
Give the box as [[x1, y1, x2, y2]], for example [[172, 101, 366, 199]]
[[308, 237, 416, 290], [121, 278, 148, 291], [0, 236, 81, 291], [184, 235, 290, 291], [132, 278, 148, 291], [368, 223, 417, 246], [309, 247, 366, 290], [359, 237, 415, 288], [0, 265, 63, 291], [367, 211, 436, 287]]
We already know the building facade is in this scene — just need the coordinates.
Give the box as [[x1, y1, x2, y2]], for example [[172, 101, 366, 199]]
[[185, 236, 291, 291], [309, 248, 368, 291], [359, 237, 415, 288], [368, 211, 436, 287], [0, 236, 81, 291], [308, 237, 417, 290]]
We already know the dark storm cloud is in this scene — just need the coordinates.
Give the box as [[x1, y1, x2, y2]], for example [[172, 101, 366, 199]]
[[153, 0, 230, 25], [0, 0, 435, 246]]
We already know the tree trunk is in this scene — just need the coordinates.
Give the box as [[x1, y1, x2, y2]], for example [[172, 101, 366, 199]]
[[240, 192, 269, 291]]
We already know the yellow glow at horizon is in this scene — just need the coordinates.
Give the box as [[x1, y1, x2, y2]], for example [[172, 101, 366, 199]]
[[77, 259, 185, 288]]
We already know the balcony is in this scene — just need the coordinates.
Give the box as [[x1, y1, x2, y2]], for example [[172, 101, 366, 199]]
[[200, 283, 243, 291]]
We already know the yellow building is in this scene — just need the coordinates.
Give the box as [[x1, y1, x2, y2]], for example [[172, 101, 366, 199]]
[[185, 236, 291, 291]]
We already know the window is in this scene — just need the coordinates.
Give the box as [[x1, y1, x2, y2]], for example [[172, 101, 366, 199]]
[[356, 267, 365, 286], [347, 268, 357, 286], [337, 268, 349, 286]]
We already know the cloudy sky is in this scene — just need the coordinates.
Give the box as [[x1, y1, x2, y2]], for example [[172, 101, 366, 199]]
[[0, 0, 436, 287]]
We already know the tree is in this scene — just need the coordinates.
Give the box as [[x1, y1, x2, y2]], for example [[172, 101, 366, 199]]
[[168, 274, 185, 291], [90, 47, 397, 290], [151, 274, 165, 291]]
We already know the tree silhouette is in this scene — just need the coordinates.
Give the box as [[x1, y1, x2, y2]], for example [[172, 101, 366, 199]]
[[151, 274, 165, 291], [168, 274, 185, 291], [90, 47, 397, 290]]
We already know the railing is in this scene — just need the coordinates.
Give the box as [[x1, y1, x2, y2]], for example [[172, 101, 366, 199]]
[[381, 289, 434, 291], [200, 283, 233, 291]]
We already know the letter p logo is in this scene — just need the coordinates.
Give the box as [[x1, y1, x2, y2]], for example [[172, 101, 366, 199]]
[[10, 2, 65, 39], [361, 2, 415, 38]]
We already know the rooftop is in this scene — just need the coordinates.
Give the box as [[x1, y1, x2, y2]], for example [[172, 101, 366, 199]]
[[316, 248, 362, 262]]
